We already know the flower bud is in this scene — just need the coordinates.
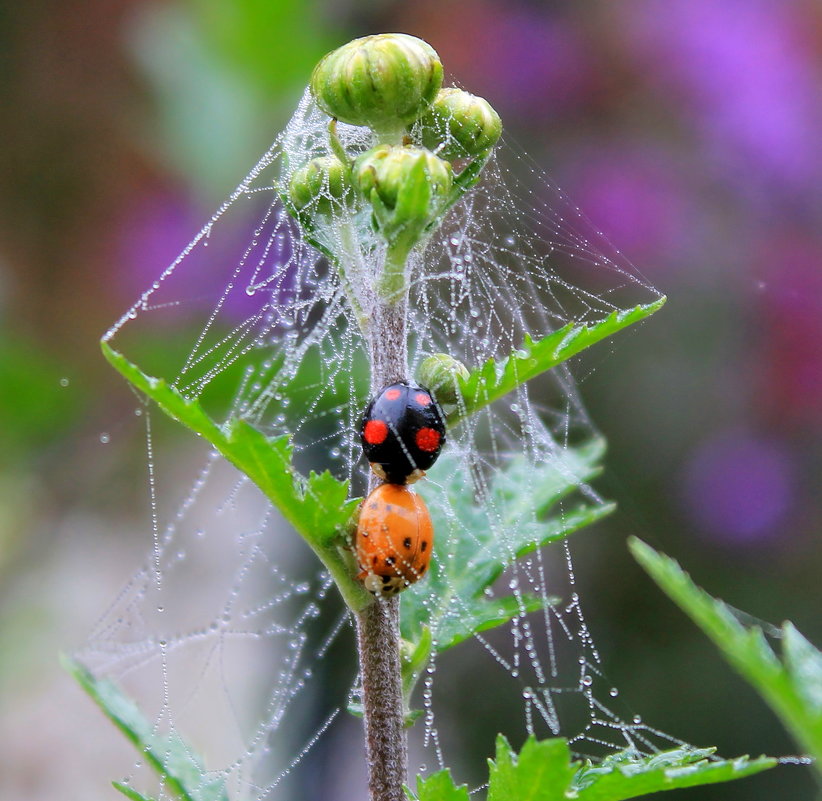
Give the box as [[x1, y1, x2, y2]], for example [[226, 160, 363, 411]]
[[287, 156, 354, 217], [353, 145, 452, 245], [417, 87, 502, 159], [417, 353, 470, 404], [310, 34, 443, 133], [354, 145, 451, 209]]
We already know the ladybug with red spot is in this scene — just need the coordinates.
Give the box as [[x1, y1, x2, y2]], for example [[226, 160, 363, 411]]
[[355, 484, 433, 595], [360, 381, 446, 484]]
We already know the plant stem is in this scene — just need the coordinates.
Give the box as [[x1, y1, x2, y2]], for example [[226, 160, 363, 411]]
[[356, 288, 409, 801]]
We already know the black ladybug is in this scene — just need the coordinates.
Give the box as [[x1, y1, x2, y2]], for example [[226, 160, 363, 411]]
[[360, 382, 446, 484]]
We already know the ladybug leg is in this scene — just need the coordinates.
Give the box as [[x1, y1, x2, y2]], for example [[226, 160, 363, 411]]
[[369, 462, 388, 482]]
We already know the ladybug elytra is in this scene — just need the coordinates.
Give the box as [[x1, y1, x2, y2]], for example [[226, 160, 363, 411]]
[[360, 381, 446, 484], [355, 484, 433, 595]]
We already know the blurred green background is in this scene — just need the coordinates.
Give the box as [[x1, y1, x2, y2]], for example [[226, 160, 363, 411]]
[[1, 1, 821, 799]]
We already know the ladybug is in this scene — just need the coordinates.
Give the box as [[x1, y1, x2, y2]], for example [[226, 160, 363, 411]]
[[355, 484, 433, 596], [360, 381, 446, 484]]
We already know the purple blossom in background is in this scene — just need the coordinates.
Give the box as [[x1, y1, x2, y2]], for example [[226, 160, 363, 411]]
[[562, 145, 693, 269], [681, 429, 795, 544], [404, 1, 594, 119], [117, 188, 201, 303], [117, 187, 297, 328], [755, 232, 822, 426], [624, 0, 822, 201]]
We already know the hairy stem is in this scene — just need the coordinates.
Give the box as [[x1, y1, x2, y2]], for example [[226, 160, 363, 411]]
[[356, 289, 409, 801]]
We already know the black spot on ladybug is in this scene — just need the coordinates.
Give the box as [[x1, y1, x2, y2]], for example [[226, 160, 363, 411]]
[[382, 575, 392, 584], [403, 537, 412, 549], [419, 564, 426, 574], [421, 540, 428, 552], [385, 556, 396, 566]]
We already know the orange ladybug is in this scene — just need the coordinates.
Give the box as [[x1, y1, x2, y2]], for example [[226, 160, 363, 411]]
[[355, 484, 433, 596]]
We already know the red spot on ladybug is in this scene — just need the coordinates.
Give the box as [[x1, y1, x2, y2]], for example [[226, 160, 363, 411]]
[[384, 388, 402, 401], [363, 419, 389, 445], [414, 392, 431, 406], [415, 427, 441, 452]]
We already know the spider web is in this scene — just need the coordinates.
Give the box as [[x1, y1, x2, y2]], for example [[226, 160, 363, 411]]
[[76, 89, 678, 800]]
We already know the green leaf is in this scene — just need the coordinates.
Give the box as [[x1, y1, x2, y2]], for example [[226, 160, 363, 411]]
[[101, 342, 370, 611], [452, 299, 666, 424], [113, 782, 158, 801], [782, 622, 822, 717], [572, 746, 775, 800], [63, 656, 227, 801], [488, 735, 574, 801], [402, 441, 614, 653], [630, 537, 822, 774], [394, 156, 432, 236], [482, 735, 774, 801], [407, 768, 471, 801]]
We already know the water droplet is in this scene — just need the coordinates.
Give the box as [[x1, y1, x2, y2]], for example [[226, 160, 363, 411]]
[[609, 687, 619, 697], [581, 675, 593, 686], [99, 433, 110, 444], [632, 714, 642, 725], [59, 377, 70, 387]]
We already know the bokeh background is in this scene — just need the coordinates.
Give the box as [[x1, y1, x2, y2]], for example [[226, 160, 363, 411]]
[[1, 1, 821, 799]]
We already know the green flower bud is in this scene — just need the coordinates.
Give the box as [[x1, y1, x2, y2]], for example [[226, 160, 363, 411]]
[[417, 87, 502, 160], [353, 145, 452, 249], [310, 34, 443, 134], [287, 156, 354, 216], [417, 353, 470, 405], [354, 145, 451, 209]]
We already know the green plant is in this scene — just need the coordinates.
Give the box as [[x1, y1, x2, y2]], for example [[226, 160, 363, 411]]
[[69, 33, 784, 801], [631, 538, 822, 780]]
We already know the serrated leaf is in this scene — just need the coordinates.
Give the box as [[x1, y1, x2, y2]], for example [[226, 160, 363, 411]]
[[630, 537, 822, 775], [572, 745, 775, 800], [101, 342, 370, 611], [483, 735, 774, 801], [64, 656, 227, 801], [408, 768, 471, 801], [488, 735, 574, 801], [113, 782, 158, 801], [452, 299, 666, 424], [401, 443, 614, 652]]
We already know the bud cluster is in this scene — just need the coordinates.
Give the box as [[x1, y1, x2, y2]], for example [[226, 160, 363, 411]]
[[288, 34, 501, 244]]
